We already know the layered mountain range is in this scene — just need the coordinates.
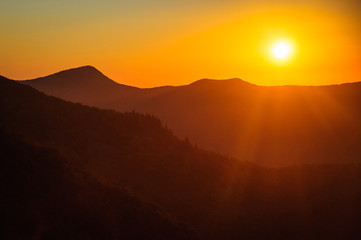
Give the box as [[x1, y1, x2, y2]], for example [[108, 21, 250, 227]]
[[2, 73, 361, 239], [23, 66, 361, 166]]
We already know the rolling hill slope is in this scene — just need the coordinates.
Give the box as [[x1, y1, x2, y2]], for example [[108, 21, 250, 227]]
[[0, 127, 195, 240]]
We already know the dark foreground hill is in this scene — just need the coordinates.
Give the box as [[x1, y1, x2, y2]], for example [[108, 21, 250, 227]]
[[2, 76, 361, 239], [0, 128, 195, 240], [22, 66, 361, 166]]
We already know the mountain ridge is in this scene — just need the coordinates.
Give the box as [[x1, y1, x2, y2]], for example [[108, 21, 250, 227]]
[[12, 66, 361, 166], [16, 65, 361, 88]]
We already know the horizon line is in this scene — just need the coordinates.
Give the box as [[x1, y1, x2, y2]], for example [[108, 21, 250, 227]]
[[5, 65, 361, 89]]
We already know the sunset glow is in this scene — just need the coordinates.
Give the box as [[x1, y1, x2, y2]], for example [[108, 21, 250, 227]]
[[1, 0, 360, 87]]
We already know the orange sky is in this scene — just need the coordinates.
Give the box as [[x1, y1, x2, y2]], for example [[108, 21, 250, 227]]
[[1, 0, 360, 87]]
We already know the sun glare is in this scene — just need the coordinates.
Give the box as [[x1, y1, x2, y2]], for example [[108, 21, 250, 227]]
[[272, 42, 292, 60]]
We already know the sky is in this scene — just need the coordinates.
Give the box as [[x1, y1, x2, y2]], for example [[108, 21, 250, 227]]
[[1, 0, 361, 87]]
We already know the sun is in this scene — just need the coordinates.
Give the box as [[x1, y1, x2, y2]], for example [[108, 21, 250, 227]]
[[272, 42, 292, 60]]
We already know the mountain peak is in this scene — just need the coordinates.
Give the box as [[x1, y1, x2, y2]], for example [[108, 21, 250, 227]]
[[63, 65, 101, 74], [20, 66, 138, 104], [36, 65, 107, 81], [68, 65, 95, 72], [21, 65, 123, 89], [189, 78, 254, 87]]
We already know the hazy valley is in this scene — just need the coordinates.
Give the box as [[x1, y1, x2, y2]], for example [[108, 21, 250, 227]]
[[23, 66, 361, 167]]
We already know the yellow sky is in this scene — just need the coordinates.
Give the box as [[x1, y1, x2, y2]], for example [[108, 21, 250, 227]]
[[1, 1, 360, 87]]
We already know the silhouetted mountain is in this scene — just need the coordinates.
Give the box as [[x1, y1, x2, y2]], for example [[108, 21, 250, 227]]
[[21, 66, 361, 166], [0, 127, 195, 240], [21, 66, 139, 106], [2, 76, 361, 239]]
